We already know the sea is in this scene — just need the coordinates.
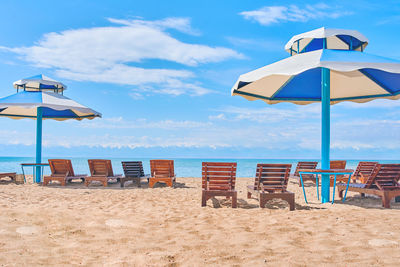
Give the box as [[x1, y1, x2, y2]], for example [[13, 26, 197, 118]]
[[2, 157, 400, 177]]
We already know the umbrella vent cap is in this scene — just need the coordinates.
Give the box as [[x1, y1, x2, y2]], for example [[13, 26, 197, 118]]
[[285, 27, 369, 56]]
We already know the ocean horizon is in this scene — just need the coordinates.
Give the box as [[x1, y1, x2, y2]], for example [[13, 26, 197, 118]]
[[2, 156, 400, 177]]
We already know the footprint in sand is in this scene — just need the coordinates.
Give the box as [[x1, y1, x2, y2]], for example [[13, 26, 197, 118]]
[[368, 239, 398, 247], [105, 219, 126, 227], [16, 226, 38, 235]]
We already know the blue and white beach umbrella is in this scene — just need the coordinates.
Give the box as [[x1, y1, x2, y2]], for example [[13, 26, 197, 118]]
[[0, 75, 101, 182], [232, 27, 400, 203], [13, 74, 67, 93]]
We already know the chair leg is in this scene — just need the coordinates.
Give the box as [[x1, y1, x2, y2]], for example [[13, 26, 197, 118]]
[[149, 179, 155, 188], [382, 192, 391, 208], [43, 178, 48, 186], [136, 178, 141, 188], [85, 180, 90, 187], [259, 195, 266, 208], [120, 180, 125, 188], [61, 180, 66, 186], [103, 180, 107, 187], [232, 193, 237, 208], [288, 195, 295, 211], [338, 189, 344, 199], [166, 180, 171, 187], [247, 191, 252, 199], [201, 191, 207, 207]]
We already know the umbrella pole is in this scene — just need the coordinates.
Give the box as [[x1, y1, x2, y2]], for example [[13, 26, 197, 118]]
[[321, 67, 331, 203], [35, 107, 43, 183]]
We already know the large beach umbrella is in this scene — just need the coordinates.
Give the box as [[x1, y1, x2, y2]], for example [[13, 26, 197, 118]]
[[0, 75, 101, 182], [232, 27, 400, 203]]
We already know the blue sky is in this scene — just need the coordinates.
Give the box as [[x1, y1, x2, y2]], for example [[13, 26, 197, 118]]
[[0, 0, 400, 159]]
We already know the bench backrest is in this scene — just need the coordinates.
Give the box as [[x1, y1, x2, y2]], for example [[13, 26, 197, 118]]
[[202, 162, 237, 191], [330, 160, 346, 170], [367, 164, 400, 189], [353, 161, 378, 179], [48, 159, 75, 176], [294, 161, 318, 176], [254, 164, 291, 193], [122, 161, 145, 177], [150, 160, 174, 178], [88, 159, 114, 176]]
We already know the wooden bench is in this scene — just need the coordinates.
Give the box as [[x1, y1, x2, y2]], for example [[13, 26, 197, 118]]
[[149, 160, 175, 188], [85, 159, 122, 187], [248, 164, 294, 210], [293, 161, 318, 187], [121, 161, 149, 187], [0, 172, 17, 183], [201, 162, 237, 208], [337, 163, 400, 208], [43, 159, 86, 186]]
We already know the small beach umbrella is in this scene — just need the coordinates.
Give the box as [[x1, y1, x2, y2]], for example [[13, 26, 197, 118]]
[[13, 74, 67, 93], [0, 75, 101, 182], [232, 27, 400, 203]]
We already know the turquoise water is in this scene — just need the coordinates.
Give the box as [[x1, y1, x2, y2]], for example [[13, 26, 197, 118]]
[[2, 157, 400, 177]]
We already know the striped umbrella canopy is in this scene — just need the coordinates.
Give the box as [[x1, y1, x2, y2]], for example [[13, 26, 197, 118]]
[[13, 74, 67, 92], [0, 77, 101, 182], [0, 91, 101, 120], [231, 28, 400, 203]]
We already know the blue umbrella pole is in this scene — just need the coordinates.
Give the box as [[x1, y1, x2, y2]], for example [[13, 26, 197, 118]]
[[35, 107, 42, 183], [321, 67, 331, 203]]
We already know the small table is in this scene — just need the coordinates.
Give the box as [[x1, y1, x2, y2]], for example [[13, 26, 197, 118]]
[[299, 169, 353, 204], [21, 163, 50, 183]]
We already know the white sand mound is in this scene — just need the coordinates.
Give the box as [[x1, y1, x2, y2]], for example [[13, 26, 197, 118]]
[[16, 226, 38, 235], [368, 239, 398, 247]]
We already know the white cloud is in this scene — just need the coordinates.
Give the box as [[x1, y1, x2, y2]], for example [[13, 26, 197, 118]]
[[240, 4, 352, 26], [215, 104, 321, 123], [108, 17, 202, 36], [79, 117, 212, 130], [0, 17, 243, 96]]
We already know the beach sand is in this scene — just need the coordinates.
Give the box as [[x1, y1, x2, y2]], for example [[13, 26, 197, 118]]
[[0, 176, 399, 266]]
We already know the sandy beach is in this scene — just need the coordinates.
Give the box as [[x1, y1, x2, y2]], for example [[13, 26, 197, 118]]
[[0, 177, 399, 266]]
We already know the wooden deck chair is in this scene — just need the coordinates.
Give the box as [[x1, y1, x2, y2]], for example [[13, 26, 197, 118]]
[[0, 172, 17, 183], [337, 164, 400, 208], [248, 164, 294, 210], [149, 160, 176, 188], [85, 159, 122, 187], [201, 162, 237, 208], [121, 161, 150, 187], [329, 160, 347, 185], [43, 159, 86, 186], [351, 162, 379, 183], [293, 161, 318, 187]]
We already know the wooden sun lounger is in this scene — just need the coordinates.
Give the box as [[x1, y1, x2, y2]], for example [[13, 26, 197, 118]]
[[293, 161, 318, 187], [337, 163, 400, 208], [43, 159, 86, 186], [201, 162, 237, 208], [350, 161, 378, 183], [330, 160, 347, 184], [248, 164, 294, 210], [85, 159, 122, 187], [149, 160, 176, 188], [121, 161, 150, 187], [0, 172, 17, 183]]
